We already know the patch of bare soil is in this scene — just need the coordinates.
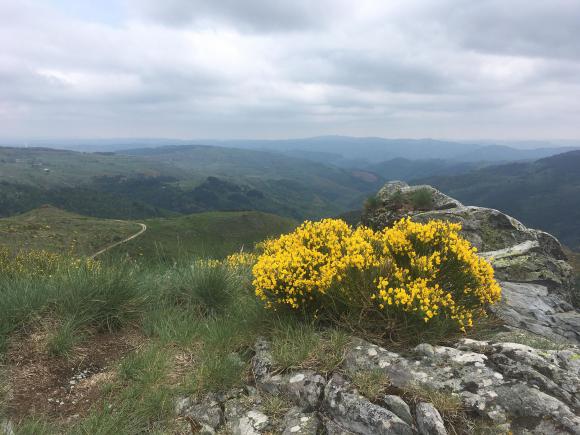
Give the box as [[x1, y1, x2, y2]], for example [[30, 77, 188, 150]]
[[4, 325, 143, 423]]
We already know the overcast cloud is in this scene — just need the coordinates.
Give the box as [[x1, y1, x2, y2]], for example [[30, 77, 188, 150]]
[[1, 0, 579, 140]]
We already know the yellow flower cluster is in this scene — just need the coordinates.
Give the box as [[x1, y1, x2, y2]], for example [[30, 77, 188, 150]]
[[253, 219, 379, 309], [0, 247, 100, 278], [372, 218, 501, 330], [226, 252, 258, 268], [252, 218, 501, 330]]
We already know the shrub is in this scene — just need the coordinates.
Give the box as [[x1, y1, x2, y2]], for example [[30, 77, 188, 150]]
[[390, 190, 405, 209], [162, 260, 241, 315], [252, 218, 501, 331], [409, 188, 433, 210]]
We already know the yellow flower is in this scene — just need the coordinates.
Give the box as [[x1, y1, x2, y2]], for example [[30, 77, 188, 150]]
[[251, 217, 501, 330]]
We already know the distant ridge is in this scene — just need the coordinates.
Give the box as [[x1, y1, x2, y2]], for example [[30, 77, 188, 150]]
[[1, 136, 577, 165]]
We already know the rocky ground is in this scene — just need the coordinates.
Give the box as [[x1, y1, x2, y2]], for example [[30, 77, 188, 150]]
[[174, 335, 579, 434]]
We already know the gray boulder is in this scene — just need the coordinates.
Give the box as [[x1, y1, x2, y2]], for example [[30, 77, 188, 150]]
[[257, 371, 326, 411], [493, 281, 580, 344], [382, 395, 413, 425], [323, 374, 414, 435], [415, 402, 447, 435], [224, 395, 271, 435]]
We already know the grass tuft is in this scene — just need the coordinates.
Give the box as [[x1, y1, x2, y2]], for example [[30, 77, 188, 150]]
[[270, 321, 350, 374], [46, 319, 83, 357], [351, 369, 391, 402]]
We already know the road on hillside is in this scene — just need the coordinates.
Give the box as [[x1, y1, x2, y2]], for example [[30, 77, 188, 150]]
[[90, 222, 147, 258]]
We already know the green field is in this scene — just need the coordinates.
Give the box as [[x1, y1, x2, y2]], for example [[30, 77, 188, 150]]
[[0, 206, 140, 256], [0, 206, 297, 262], [105, 211, 297, 261]]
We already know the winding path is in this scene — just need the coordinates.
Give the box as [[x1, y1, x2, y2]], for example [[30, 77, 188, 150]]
[[90, 222, 147, 258]]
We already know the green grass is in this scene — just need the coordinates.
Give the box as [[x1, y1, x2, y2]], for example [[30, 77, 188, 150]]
[[46, 319, 83, 357], [0, 206, 296, 264], [0, 206, 140, 256], [0, 258, 144, 353], [106, 210, 296, 261]]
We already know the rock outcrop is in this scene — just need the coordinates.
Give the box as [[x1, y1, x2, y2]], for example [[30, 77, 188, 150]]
[[175, 336, 580, 434], [362, 181, 580, 345]]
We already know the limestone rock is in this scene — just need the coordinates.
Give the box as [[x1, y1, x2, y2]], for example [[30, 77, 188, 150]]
[[224, 395, 271, 435], [252, 337, 273, 379], [256, 369, 325, 411], [323, 374, 413, 435], [492, 281, 580, 344], [280, 407, 320, 435], [363, 181, 462, 229], [344, 338, 580, 434], [382, 395, 413, 425], [415, 402, 447, 435], [182, 399, 223, 430]]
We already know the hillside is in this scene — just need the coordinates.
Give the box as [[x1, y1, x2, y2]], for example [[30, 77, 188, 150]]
[[420, 150, 580, 250], [0, 145, 381, 221], [0, 206, 141, 256], [365, 158, 483, 181], [118, 145, 381, 218], [105, 210, 297, 260], [0, 146, 178, 187], [202, 136, 578, 166]]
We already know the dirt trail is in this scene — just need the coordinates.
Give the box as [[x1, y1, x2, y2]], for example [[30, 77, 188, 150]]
[[90, 222, 147, 258]]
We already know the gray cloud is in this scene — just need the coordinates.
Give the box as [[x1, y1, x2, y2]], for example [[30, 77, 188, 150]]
[[441, 0, 580, 60], [0, 0, 579, 140], [127, 0, 344, 33]]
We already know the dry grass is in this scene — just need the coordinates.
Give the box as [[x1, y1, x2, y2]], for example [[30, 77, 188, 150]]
[[351, 369, 391, 402]]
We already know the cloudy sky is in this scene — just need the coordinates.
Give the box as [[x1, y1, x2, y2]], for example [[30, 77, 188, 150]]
[[1, 0, 580, 140]]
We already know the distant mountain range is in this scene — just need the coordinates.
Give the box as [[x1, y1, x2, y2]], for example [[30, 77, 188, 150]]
[[2, 136, 578, 166], [1, 140, 579, 250]]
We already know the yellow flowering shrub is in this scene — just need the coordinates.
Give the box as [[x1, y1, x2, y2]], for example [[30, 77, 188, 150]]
[[252, 218, 501, 331]]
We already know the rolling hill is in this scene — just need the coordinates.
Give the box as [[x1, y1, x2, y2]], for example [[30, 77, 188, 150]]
[[420, 150, 580, 250], [0, 145, 382, 221], [0, 206, 141, 256]]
